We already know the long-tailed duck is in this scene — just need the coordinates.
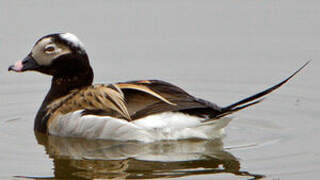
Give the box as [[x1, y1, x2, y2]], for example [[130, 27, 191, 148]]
[[8, 33, 309, 142]]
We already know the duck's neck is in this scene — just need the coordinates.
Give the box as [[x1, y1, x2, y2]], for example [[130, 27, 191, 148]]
[[34, 68, 94, 133]]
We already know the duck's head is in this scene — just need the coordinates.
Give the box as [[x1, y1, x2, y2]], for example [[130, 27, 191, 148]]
[[8, 33, 92, 78]]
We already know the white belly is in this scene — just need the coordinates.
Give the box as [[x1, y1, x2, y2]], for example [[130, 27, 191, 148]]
[[48, 110, 232, 142]]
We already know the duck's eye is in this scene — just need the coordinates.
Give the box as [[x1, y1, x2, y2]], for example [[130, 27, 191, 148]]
[[44, 45, 56, 54]]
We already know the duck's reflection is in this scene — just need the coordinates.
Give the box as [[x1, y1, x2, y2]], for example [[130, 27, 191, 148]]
[[34, 132, 264, 179]]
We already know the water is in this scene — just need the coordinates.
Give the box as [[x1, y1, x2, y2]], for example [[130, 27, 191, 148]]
[[1, 0, 320, 179]]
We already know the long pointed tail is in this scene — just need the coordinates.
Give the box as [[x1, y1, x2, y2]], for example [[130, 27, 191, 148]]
[[217, 61, 310, 118]]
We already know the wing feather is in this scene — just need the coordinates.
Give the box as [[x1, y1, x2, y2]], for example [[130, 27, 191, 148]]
[[116, 83, 176, 106], [98, 86, 131, 120], [46, 85, 131, 126]]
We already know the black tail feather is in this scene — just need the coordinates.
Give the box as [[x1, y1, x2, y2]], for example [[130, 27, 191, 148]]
[[220, 61, 310, 114]]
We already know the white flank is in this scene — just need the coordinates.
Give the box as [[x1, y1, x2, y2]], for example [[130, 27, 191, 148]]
[[59, 33, 84, 49], [48, 111, 232, 142]]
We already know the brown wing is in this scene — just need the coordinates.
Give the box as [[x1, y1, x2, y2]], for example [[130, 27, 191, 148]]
[[46, 84, 131, 126], [112, 80, 222, 120], [47, 80, 221, 125]]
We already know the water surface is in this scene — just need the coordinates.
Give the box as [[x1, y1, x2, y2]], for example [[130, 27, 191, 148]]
[[1, 0, 320, 179]]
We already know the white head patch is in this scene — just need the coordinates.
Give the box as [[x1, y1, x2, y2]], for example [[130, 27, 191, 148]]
[[59, 33, 84, 50]]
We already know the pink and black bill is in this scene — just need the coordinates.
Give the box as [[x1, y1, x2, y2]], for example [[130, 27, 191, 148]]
[[8, 54, 40, 72]]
